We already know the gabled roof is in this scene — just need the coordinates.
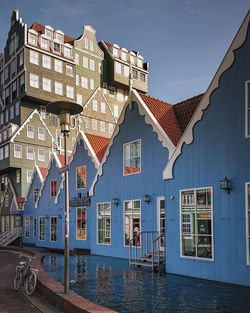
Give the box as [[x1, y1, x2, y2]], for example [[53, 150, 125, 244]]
[[56, 154, 70, 167], [163, 10, 250, 180], [85, 134, 110, 162], [39, 167, 47, 180], [173, 93, 204, 132], [139, 93, 183, 146]]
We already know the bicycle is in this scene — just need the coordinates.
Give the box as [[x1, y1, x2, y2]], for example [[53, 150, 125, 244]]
[[13, 254, 38, 296]]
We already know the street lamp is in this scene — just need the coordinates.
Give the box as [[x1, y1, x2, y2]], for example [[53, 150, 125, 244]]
[[46, 101, 82, 294]]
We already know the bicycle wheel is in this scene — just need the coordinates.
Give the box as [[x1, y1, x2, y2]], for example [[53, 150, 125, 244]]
[[14, 268, 21, 291], [24, 270, 37, 296]]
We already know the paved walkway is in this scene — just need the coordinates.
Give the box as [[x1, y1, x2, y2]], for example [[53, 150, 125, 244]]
[[0, 250, 61, 313]]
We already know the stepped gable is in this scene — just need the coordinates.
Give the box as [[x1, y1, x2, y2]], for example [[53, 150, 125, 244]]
[[139, 93, 183, 146], [30, 22, 75, 45], [38, 167, 47, 180], [85, 134, 110, 162], [173, 93, 204, 132]]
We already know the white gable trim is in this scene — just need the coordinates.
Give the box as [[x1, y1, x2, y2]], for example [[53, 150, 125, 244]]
[[163, 10, 250, 180], [89, 88, 176, 196], [23, 165, 44, 207]]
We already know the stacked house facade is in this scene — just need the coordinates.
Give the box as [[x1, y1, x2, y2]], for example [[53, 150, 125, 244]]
[[0, 9, 149, 219]]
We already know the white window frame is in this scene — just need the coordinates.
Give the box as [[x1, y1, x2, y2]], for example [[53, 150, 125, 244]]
[[90, 78, 94, 90], [97, 202, 111, 245], [179, 187, 214, 262], [38, 148, 45, 161], [115, 61, 121, 74], [66, 64, 74, 77], [38, 127, 45, 140], [53, 42, 61, 54], [30, 73, 39, 88], [41, 106, 46, 119], [89, 40, 94, 51], [43, 77, 51, 92], [27, 125, 34, 138], [90, 59, 95, 71], [42, 54, 51, 69], [81, 76, 88, 89], [123, 199, 141, 247], [66, 85, 74, 99], [75, 53, 79, 65], [92, 119, 97, 130], [109, 123, 114, 134], [27, 170, 33, 183], [25, 218, 30, 238], [50, 216, 58, 242], [14, 144, 22, 158], [100, 121, 105, 132], [54, 59, 63, 73], [101, 102, 106, 114], [55, 81, 63, 96], [27, 146, 35, 160], [76, 207, 87, 240], [33, 218, 37, 239], [30, 50, 39, 65], [92, 100, 98, 112], [123, 139, 141, 176], [39, 217, 45, 241], [41, 37, 50, 50], [83, 56, 88, 68], [76, 94, 82, 105]]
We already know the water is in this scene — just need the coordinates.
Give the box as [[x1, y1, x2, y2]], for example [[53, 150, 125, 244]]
[[41, 250, 250, 313]]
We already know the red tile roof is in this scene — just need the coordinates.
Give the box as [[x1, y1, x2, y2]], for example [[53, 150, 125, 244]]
[[57, 154, 71, 167], [38, 167, 47, 180], [139, 93, 183, 146], [173, 94, 204, 132], [103, 41, 113, 49], [85, 134, 110, 162]]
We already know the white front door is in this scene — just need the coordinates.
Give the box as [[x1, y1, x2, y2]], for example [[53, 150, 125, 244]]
[[157, 196, 165, 251]]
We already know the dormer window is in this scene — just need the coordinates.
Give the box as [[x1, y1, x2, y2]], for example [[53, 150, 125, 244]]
[[44, 26, 53, 40], [130, 53, 135, 65], [53, 42, 61, 54], [28, 30, 38, 46], [55, 30, 64, 43], [113, 45, 119, 58], [41, 37, 50, 50], [121, 51, 127, 62], [137, 56, 143, 68], [64, 46, 72, 58]]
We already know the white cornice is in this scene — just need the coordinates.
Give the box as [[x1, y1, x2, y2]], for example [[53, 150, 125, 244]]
[[163, 10, 250, 180]]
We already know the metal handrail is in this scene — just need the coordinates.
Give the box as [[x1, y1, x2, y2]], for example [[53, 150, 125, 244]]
[[0, 226, 22, 246]]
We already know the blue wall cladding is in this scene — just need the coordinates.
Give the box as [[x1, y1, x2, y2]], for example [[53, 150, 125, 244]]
[[164, 23, 250, 286], [90, 101, 169, 259]]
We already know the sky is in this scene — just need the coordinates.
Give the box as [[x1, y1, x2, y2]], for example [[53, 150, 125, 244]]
[[0, 0, 249, 104]]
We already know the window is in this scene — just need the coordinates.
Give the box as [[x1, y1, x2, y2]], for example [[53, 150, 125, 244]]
[[72, 137, 76, 147], [5, 109, 9, 122], [50, 217, 57, 242], [76, 94, 82, 105], [90, 59, 95, 71], [76, 74, 80, 86], [19, 50, 24, 66], [76, 166, 86, 189], [50, 114, 57, 126], [133, 69, 138, 80], [38, 148, 45, 161], [55, 81, 63, 95], [27, 147, 35, 160], [42, 55, 51, 69], [81, 76, 88, 89], [83, 117, 89, 129], [92, 119, 97, 130], [15, 101, 20, 116], [30, 50, 39, 65], [12, 81, 17, 100], [77, 207, 86, 240], [180, 188, 213, 260], [66, 64, 74, 76], [55, 31, 64, 43], [45, 27, 53, 39], [27, 170, 33, 183], [109, 123, 114, 134], [123, 140, 141, 175], [43, 77, 51, 92], [34, 188, 39, 202], [0, 133, 2, 143], [75, 53, 79, 65], [246, 183, 250, 264], [102, 82, 107, 94], [41, 106, 46, 119], [64, 46, 71, 58], [117, 91, 124, 102], [50, 180, 57, 197], [30, 73, 39, 88], [66, 85, 74, 99], [10, 105, 14, 119], [16, 170, 20, 183], [101, 102, 105, 114], [3, 130, 7, 141], [124, 200, 141, 246], [25, 218, 30, 238], [38, 127, 45, 140], [124, 65, 129, 77], [84, 38, 88, 49], [137, 58, 143, 67], [121, 51, 127, 61], [130, 54, 135, 64], [113, 47, 119, 57], [114, 105, 119, 118], [0, 113, 3, 125], [140, 72, 146, 83], [54, 59, 63, 73], [53, 42, 61, 54], [89, 40, 94, 51], [90, 78, 94, 90], [99, 62, 102, 74], [28, 32, 37, 45], [109, 86, 116, 96], [27, 125, 34, 138], [5, 66, 9, 81], [93, 100, 98, 112], [4, 145, 9, 158], [83, 56, 88, 68], [41, 37, 50, 50], [56, 130, 62, 149], [33, 218, 37, 238], [100, 121, 105, 132], [115, 62, 121, 74], [71, 116, 76, 128], [97, 203, 111, 244], [39, 217, 45, 241]]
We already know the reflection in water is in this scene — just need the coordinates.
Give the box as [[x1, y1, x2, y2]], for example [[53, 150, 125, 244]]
[[42, 252, 250, 313]]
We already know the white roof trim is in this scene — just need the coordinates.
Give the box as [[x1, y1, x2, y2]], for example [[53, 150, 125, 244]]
[[10, 109, 58, 149], [163, 10, 250, 180], [89, 88, 176, 196]]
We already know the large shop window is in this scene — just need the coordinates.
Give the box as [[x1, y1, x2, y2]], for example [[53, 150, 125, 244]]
[[124, 200, 141, 246], [39, 217, 45, 241], [180, 188, 213, 260], [50, 217, 57, 242], [246, 184, 250, 265], [123, 140, 141, 175], [76, 166, 86, 189], [77, 207, 86, 240], [97, 203, 111, 244]]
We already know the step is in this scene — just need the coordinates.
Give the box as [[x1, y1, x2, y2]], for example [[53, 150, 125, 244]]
[[130, 260, 155, 268]]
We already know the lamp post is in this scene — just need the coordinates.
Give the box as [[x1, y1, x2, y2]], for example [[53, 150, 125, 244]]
[[46, 101, 82, 294]]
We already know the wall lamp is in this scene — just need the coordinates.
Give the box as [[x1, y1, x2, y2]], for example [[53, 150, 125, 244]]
[[220, 177, 232, 194], [112, 198, 119, 206], [143, 194, 150, 204]]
